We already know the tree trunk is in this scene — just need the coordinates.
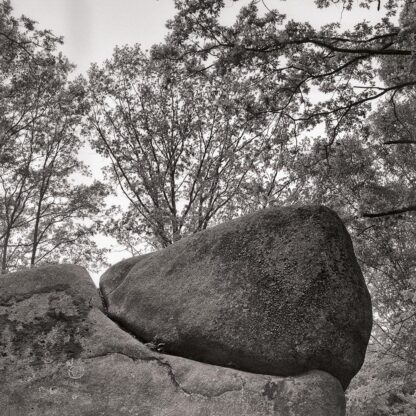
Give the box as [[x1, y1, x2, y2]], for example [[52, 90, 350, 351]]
[[30, 196, 43, 267], [1, 230, 10, 275], [30, 220, 40, 267]]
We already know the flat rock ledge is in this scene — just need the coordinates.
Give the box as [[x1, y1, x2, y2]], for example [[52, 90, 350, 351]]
[[0, 264, 346, 416]]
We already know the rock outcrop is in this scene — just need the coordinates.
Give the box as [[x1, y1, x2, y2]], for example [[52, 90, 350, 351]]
[[0, 264, 346, 416], [101, 205, 372, 390]]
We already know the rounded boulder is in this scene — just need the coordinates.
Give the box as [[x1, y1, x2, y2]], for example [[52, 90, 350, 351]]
[[100, 205, 372, 389]]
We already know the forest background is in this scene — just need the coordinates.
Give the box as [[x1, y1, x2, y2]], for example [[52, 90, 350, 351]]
[[1, 0, 416, 414]]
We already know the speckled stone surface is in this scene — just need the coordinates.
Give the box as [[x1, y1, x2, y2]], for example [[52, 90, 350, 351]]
[[0, 264, 346, 416], [101, 205, 372, 390]]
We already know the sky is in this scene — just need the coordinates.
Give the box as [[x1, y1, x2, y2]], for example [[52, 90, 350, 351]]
[[11, 0, 177, 74], [9, 0, 387, 283]]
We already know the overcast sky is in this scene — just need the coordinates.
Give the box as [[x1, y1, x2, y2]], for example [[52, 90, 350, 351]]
[[9, 0, 386, 283]]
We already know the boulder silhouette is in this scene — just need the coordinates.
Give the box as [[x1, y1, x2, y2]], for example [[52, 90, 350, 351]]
[[101, 205, 372, 390], [0, 264, 346, 416]]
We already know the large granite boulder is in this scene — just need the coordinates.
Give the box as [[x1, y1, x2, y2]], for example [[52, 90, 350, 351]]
[[101, 205, 372, 390], [0, 264, 346, 415]]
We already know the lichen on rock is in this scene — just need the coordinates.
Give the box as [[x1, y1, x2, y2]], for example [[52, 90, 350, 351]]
[[0, 262, 346, 415], [101, 205, 372, 390]]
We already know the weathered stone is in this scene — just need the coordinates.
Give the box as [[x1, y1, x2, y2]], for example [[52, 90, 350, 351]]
[[0, 264, 346, 416], [101, 205, 372, 390]]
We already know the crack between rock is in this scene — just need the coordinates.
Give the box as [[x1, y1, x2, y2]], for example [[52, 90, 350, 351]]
[[95, 293, 247, 399], [84, 351, 245, 399]]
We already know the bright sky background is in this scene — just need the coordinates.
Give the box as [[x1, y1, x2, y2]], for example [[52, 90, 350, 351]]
[[9, 0, 387, 284]]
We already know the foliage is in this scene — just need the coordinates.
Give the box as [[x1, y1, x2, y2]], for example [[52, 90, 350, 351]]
[[87, 44, 301, 248], [347, 347, 416, 415], [301, 113, 416, 415], [0, 0, 108, 274], [161, 0, 416, 145]]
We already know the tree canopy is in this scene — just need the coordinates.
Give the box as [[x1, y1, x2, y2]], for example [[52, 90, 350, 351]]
[[87, 44, 301, 249], [0, 0, 108, 273], [161, 0, 416, 157]]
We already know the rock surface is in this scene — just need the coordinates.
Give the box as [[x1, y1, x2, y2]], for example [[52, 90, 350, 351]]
[[0, 264, 346, 416], [101, 205, 372, 390]]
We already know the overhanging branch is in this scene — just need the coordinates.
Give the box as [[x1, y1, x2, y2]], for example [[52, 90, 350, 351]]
[[384, 139, 416, 145], [363, 205, 416, 218]]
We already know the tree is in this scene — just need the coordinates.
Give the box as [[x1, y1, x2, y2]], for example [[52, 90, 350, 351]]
[[294, 108, 416, 415], [161, 0, 416, 146], [162, 2, 416, 413], [158, 0, 416, 220], [0, 0, 61, 154], [87, 44, 297, 249], [0, 1, 108, 274], [347, 346, 416, 415]]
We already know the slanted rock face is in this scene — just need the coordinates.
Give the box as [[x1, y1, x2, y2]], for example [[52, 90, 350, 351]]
[[101, 205, 373, 390], [0, 264, 346, 416]]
